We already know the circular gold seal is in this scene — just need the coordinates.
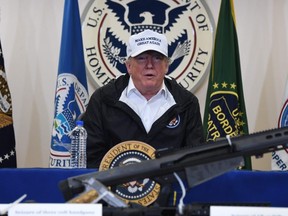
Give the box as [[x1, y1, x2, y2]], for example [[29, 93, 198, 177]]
[[99, 140, 160, 206]]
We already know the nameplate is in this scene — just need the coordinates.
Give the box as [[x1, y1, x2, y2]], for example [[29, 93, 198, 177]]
[[4, 203, 102, 216], [210, 206, 288, 216]]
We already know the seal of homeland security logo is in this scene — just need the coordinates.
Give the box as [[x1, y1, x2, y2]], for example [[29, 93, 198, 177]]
[[50, 73, 89, 167], [99, 141, 160, 206], [81, 0, 214, 92]]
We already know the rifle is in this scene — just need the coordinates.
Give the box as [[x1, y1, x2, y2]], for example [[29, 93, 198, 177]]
[[59, 126, 288, 205]]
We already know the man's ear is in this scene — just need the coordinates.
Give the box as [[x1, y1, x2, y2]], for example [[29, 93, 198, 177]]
[[165, 63, 169, 74], [125, 60, 132, 75]]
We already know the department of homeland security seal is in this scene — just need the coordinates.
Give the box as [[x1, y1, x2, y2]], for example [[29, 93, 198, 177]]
[[99, 141, 160, 206], [50, 73, 89, 167], [81, 0, 214, 92]]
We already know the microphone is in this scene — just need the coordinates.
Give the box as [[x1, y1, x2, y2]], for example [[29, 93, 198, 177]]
[[0, 194, 27, 215]]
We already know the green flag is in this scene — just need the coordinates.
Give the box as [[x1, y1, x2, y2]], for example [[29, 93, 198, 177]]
[[203, 0, 251, 169]]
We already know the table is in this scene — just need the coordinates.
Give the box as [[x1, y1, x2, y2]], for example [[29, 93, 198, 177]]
[[0, 169, 287, 207]]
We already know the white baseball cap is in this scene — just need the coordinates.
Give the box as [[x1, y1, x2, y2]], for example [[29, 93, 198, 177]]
[[126, 30, 168, 57]]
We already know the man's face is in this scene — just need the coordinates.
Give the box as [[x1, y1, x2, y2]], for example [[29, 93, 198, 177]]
[[125, 50, 169, 98]]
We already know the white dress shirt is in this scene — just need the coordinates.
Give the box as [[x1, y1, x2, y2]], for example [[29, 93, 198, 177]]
[[119, 77, 176, 133]]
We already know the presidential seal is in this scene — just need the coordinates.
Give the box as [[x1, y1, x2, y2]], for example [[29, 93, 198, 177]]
[[99, 140, 160, 206], [81, 0, 214, 92]]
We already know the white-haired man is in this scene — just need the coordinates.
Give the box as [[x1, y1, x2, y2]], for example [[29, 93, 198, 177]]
[[83, 29, 204, 168]]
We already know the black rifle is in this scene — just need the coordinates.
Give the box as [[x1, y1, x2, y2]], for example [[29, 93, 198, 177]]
[[59, 126, 288, 203]]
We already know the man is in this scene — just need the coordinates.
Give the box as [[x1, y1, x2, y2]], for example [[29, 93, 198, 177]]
[[83, 29, 204, 168]]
